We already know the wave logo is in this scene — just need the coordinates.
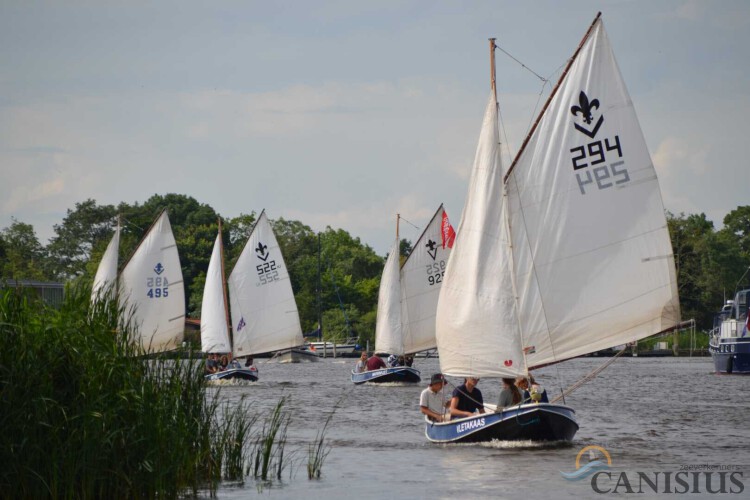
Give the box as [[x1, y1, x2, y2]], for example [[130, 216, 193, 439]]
[[560, 445, 612, 481]]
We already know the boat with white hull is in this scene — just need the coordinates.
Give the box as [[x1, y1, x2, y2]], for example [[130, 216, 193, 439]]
[[709, 289, 750, 374]]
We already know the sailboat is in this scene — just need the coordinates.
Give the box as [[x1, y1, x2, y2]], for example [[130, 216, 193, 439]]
[[90, 218, 120, 303], [426, 13, 680, 443], [202, 221, 259, 381], [117, 210, 187, 353], [226, 211, 315, 365], [352, 207, 455, 384]]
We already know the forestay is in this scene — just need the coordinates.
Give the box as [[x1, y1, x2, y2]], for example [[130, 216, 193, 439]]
[[435, 92, 526, 378], [401, 205, 454, 355], [91, 223, 120, 303], [200, 232, 231, 353], [228, 211, 304, 356], [119, 211, 186, 352], [374, 238, 403, 356], [505, 18, 680, 368]]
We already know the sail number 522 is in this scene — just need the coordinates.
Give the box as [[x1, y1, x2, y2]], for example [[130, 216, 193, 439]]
[[256, 260, 279, 285]]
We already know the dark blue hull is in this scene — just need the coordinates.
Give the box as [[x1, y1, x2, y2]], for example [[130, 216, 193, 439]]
[[425, 404, 578, 444], [709, 337, 750, 374], [205, 367, 259, 382], [351, 367, 421, 384]]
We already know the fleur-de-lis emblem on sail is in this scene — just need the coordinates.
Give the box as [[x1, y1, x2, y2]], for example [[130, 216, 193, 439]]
[[425, 239, 438, 261], [571, 91, 599, 124], [255, 242, 269, 261], [570, 90, 604, 138], [154, 263, 165, 275]]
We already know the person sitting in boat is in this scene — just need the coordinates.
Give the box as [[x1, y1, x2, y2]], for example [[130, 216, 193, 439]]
[[498, 378, 523, 409], [449, 377, 485, 419], [515, 376, 531, 401], [218, 354, 229, 371], [228, 356, 242, 370], [528, 375, 548, 403], [365, 353, 387, 371], [245, 356, 257, 372], [354, 352, 368, 373], [205, 353, 219, 374], [420, 373, 450, 422], [405, 355, 414, 367], [387, 354, 399, 366]]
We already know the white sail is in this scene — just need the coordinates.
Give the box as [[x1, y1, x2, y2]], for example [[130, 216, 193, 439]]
[[506, 18, 680, 368], [119, 211, 186, 352], [435, 92, 526, 378], [91, 223, 120, 303], [401, 205, 454, 354], [374, 238, 403, 355], [200, 232, 231, 353], [228, 211, 303, 356]]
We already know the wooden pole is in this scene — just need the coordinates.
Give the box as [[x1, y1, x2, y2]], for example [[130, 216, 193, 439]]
[[218, 218, 232, 352], [489, 38, 497, 98]]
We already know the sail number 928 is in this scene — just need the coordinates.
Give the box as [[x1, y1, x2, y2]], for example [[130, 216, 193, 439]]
[[146, 277, 169, 298], [256, 260, 279, 285], [425, 260, 446, 286]]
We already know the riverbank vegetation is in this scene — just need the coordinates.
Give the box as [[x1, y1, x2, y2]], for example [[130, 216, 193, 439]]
[[0, 287, 331, 497], [2, 195, 750, 338]]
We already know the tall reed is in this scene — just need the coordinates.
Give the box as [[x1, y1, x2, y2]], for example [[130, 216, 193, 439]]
[[0, 284, 253, 498], [251, 397, 292, 482]]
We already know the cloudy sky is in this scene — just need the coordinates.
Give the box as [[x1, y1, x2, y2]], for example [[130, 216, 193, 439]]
[[1, 0, 748, 255]]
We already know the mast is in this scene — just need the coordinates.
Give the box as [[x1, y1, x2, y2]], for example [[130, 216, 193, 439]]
[[317, 232, 326, 358], [489, 37, 497, 99], [119, 208, 167, 273], [218, 218, 231, 351], [504, 11, 601, 183]]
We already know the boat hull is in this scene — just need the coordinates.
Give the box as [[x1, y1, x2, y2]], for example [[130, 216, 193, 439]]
[[308, 341, 359, 356], [271, 348, 319, 364], [425, 403, 578, 444], [204, 367, 258, 382], [351, 367, 421, 384], [709, 337, 750, 374]]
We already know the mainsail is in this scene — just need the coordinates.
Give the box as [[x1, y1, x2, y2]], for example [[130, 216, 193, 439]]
[[228, 211, 304, 356], [200, 231, 231, 353], [400, 205, 454, 354], [505, 17, 680, 368], [374, 238, 403, 355], [119, 211, 186, 352], [435, 92, 526, 378], [91, 222, 120, 302]]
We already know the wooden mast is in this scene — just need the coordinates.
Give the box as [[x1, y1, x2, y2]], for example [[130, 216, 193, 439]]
[[489, 37, 497, 99], [503, 12, 601, 183], [218, 218, 232, 351]]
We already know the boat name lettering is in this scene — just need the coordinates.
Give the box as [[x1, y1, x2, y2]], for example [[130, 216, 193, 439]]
[[456, 418, 486, 433], [146, 276, 169, 299], [370, 370, 387, 377]]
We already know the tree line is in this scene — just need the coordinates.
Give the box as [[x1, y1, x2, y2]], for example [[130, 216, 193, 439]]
[[3, 194, 750, 337]]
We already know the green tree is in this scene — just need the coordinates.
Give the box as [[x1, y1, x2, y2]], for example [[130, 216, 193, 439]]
[[723, 206, 750, 260], [0, 219, 50, 280], [46, 199, 117, 279]]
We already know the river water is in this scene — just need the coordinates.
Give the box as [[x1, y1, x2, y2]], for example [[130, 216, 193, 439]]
[[209, 356, 749, 499]]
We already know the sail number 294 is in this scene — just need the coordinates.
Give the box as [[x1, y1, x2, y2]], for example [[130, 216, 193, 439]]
[[425, 260, 446, 286], [570, 135, 630, 195], [146, 277, 169, 298]]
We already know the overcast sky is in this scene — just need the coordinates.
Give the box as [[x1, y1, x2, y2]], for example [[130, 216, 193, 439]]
[[1, 0, 748, 255]]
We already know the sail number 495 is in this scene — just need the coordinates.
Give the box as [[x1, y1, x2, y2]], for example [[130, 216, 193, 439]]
[[146, 277, 169, 298], [570, 135, 630, 195]]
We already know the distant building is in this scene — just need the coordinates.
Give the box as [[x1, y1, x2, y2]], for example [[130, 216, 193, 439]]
[[0, 279, 65, 308]]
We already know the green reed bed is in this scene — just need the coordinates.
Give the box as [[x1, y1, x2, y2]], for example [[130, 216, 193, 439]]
[[0, 285, 253, 498]]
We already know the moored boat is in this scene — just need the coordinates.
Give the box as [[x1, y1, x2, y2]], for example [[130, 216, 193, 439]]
[[709, 289, 750, 374]]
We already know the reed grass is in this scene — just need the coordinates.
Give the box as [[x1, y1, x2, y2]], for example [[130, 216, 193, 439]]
[[0, 284, 254, 498], [251, 396, 292, 482]]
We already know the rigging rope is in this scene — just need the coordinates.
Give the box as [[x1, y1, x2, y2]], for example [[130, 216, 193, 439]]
[[549, 348, 629, 404], [493, 42, 547, 83]]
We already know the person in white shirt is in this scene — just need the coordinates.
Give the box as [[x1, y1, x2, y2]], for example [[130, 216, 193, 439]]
[[420, 373, 450, 422], [353, 351, 368, 373]]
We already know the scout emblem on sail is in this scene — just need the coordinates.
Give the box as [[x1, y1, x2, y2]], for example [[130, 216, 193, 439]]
[[569, 89, 630, 195]]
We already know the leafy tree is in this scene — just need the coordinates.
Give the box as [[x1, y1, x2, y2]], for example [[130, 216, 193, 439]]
[[0, 219, 50, 280], [723, 206, 750, 260], [46, 199, 117, 279]]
